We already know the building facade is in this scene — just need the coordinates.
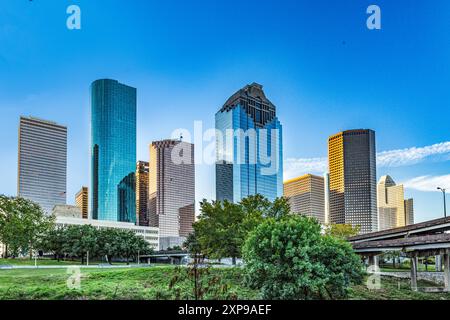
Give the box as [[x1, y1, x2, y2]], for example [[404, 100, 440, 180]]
[[215, 83, 283, 203], [91, 79, 136, 223], [136, 161, 149, 226], [18, 116, 67, 214], [284, 174, 325, 224], [53, 206, 159, 250], [75, 186, 88, 219], [404, 198, 415, 226], [148, 140, 195, 249], [328, 129, 378, 234], [377, 175, 412, 230], [324, 173, 330, 224]]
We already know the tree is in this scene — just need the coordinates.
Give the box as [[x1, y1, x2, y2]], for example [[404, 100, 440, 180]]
[[0, 195, 54, 258], [242, 215, 364, 300], [116, 229, 151, 264], [62, 225, 98, 264], [39, 227, 66, 261], [193, 195, 288, 265], [324, 223, 360, 239], [194, 199, 248, 265], [96, 228, 120, 264]]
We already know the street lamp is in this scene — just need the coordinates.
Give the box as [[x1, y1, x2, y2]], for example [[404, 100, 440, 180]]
[[437, 187, 447, 218]]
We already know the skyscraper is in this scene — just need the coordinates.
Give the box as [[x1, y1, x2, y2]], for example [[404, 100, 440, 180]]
[[404, 198, 415, 226], [91, 79, 136, 223], [324, 173, 330, 224], [377, 175, 415, 230], [148, 140, 195, 249], [215, 83, 283, 203], [18, 116, 67, 214], [75, 186, 88, 219], [284, 174, 325, 224], [136, 161, 149, 226], [328, 129, 377, 234]]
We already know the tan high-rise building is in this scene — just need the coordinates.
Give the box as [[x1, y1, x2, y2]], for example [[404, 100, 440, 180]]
[[404, 198, 414, 226], [377, 175, 412, 230], [328, 129, 378, 234], [75, 187, 88, 219], [284, 174, 325, 224], [149, 140, 195, 250], [136, 161, 149, 226]]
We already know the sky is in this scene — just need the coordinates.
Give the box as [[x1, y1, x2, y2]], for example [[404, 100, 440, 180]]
[[0, 0, 449, 223]]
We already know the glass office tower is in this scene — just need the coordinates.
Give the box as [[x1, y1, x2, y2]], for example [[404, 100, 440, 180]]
[[216, 83, 283, 202], [91, 79, 136, 223]]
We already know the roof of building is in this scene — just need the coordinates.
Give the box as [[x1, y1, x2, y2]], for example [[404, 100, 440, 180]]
[[220, 82, 275, 112], [284, 174, 324, 185]]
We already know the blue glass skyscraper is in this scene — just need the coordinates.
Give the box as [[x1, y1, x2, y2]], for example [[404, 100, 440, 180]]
[[91, 79, 136, 222], [216, 83, 283, 202]]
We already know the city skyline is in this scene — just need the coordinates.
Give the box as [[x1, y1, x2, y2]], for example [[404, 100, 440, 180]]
[[0, 1, 449, 223]]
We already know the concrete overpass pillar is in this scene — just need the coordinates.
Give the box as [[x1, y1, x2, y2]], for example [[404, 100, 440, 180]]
[[436, 255, 443, 272], [444, 252, 450, 292], [368, 255, 379, 269], [410, 256, 418, 292]]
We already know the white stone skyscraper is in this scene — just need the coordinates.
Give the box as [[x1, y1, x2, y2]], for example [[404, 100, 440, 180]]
[[18, 116, 67, 214]]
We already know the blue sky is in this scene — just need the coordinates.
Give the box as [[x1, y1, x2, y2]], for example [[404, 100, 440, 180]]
[[0, 0, 449, 222]]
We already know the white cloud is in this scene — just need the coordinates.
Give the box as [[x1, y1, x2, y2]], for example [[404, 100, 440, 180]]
[[402, 174, 450, 192], [284, 157, 326, 180], [284, 141, 450, 179], [377, 142, 450, 167]]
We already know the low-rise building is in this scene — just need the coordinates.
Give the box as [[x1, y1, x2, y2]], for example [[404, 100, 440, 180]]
[[75, 187, 89, 219], [53, 205, 159, 250], [284, 174, 325, 224]]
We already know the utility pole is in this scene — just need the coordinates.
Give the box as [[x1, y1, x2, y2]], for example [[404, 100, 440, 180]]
[[437, 187, 447, 218]]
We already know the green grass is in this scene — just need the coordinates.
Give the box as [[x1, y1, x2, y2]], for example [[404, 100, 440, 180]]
[[1, 266, 449, 300], [0, 266, 258, 300], [349, 276, 450, 300], [0, 258, 131, 266]]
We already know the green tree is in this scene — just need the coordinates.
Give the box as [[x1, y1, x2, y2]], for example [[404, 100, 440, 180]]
[[194, 195, 289, 265], [62, 225, 98, 264], [39, 226, 67, 261], [116, 229, 152, 264], [194, 200, 247, 265], [243, 215, 364, 300], [0, 195, 54, 258], [96, 228, 120, 264], [324, 223, 361, 239]]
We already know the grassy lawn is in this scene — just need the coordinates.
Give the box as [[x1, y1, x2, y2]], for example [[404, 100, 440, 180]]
[[1, 266, 450, 300], [0, 258, 131, 266], [349, 276, 450, 300], [0, 266, 258, 300]]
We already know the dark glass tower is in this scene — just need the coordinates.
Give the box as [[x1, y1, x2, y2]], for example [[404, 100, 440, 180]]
[[91, 79, 136, 222], [328, 129, 378, 234], [215, 83, 283, 202]]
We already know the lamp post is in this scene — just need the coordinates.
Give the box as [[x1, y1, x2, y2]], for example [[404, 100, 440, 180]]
[[437, 187, 447, 218]]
